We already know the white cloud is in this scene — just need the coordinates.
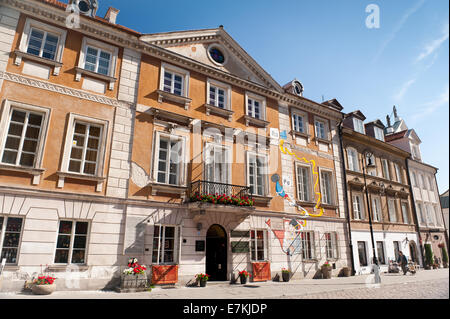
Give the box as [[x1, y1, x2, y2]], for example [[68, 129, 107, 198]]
[[415, 22, 449, 63], [394, 78, 416, 101], [410, 86, 449, 121]]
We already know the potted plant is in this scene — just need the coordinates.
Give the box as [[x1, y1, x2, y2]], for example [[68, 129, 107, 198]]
[[281, 268, 290, 282], [321, 262, 332, 279], [31, 275, 56, 295], [196, 273, 209, 287], [341, 267, 351, 277], [424, 244, 433, 270], [121, 258, 148, 290], [238, 270, 251, 284], [441, 246, 448, 268], [433, 256, 440, 269]]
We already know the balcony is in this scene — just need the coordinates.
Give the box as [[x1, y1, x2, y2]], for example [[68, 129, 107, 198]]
[[188, 180, 253, 207]]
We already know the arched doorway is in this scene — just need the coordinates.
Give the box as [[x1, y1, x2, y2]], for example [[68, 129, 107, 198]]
[[409, 241, 418, 263], [206, 224, 227, 281]]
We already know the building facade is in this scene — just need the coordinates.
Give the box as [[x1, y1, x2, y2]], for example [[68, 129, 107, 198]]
[[384, 108, 448, 267], [341, 111, 419, 275], [0, 0, 352, 292]]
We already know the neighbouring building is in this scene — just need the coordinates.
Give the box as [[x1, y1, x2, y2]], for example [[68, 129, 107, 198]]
[[440, 190, 449, 239], [384, 107, 448, 267], [0, 0, 352, 292], [340, 110, 419, 275]]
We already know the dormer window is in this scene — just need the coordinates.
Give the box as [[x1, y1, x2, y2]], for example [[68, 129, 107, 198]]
[[353, 118, 365, 134], [374, 127, 384, 141]]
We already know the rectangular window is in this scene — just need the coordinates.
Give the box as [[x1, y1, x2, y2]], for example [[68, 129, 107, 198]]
[[250, 230, 267, 261], [84, 45, 111, 76], [292, 113, 305, 134], [54, 220, 88, 264], [426, 204, 435, 225], [300, 231, 315, 260], [428, 176, 435, 191], [296, 164, 311, 202], [393, 241, 400, 261], [315, 120, 327, 140], [376, 241, 386, 265], [388, 198, 397, 222], [0, 217, 23, 264], [157, 136, 183, 185], [247, 98, 261, 119], [411, 172, 417, 187], [320, 170, 333, 205], [353, 194, 364, 220], [394, 163, 403, 183], [1, 108, 44, 167], [417, 203, 426, 224], [204, 144, 230, 193], [325, 232, 338, 260], [353, 118, 365, 134], [419, 174, 426, 189], [357, 241, 368, 267], [372, 196, 382, 222], [26, 27, 59, 60], [401, 202, 409, 224], [68, 121, 102, 175], [382, 159, 390, 180], [374, 127, 384, 141], [164, 71, 183, 96], [347, 148, 360, 172], [152, 225, 179, 264], [248, 154, 266, 196], [209, 85, 226, 109]]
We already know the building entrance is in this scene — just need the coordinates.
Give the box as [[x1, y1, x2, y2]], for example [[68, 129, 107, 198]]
[[206, 224, 227, 281]]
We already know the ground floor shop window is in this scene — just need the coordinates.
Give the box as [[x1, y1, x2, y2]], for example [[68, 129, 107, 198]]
[[0, 216, 23, 264], [250, 230, 268, 261], [152, 225, 180, 264], [357, 241, 368, 266], [54, 220, 89, 264], [393, 241, 401, 261], [376, 241, 386, 264]]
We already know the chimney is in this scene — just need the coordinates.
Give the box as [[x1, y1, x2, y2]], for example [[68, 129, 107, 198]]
[[386, 115, 391, 127], [104, 7, 119, 24]]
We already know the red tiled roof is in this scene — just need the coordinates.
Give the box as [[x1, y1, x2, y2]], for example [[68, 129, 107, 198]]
[[385, 129, 408, 142], [36, 0, 141, 35]]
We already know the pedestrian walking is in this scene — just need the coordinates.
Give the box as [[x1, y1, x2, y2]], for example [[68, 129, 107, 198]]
[[397, 251, 408, 275]]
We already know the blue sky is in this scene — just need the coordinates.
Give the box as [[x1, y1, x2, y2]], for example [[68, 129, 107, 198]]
[[89, 0, 449, 192]]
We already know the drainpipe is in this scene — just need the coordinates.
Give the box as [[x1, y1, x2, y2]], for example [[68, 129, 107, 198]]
[[337, 121, 356, 275], [405, 158, 425, 266]]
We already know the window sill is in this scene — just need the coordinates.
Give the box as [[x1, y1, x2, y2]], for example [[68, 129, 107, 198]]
[[204, 103, 234, 121], [296, 200, 317, 207], [291, 130, 310, 140], [47, 265, 89, 272], [320, 203, 339, 210], [149, 182, 187, 198], [75, 67, 117, 91], [303, 259, 319, 264], [156, 90, 192, 110], [314, 137, 332, 145], [251, 195, 273, 207], [56, 171, 105, 192], [3, 265, 20, 271], [14, 50, 62, 75], [244, 115, 270, 128], [0, 164, 45, 185]]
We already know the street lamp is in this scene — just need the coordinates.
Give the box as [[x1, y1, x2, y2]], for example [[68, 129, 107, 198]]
[[361, 150, 379, 266]]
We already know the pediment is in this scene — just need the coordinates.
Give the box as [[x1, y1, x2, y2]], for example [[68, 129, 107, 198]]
[[140, 28, 282, 92]]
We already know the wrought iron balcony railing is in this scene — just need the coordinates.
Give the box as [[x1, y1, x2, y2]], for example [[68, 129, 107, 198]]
[[189, 180, 252, 201]]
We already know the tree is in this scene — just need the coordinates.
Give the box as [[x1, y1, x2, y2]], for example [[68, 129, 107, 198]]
[[424, 244, 433, 269]]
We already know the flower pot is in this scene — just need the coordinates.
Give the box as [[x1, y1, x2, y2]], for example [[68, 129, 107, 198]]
[[240, 275, 247, 285], [342, 267, 351, 277], [282, 272, 290, 282], [321, 267, 331, 279], [199, 280, 207, 287], [32, 284, 56, 295]]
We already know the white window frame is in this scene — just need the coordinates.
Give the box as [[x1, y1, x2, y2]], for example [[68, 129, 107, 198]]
[[203, 142, 232, 185], [152, 130, 187, 187], [53, 220, 90, 265], [417, 203, 426, 225], [426, 204, 435, 226], [371, 195, 383, 222], [250, 229, 269, 262], [353, 118, 365, 134], [206, 78, 232, 110], [314, 116, 330, 141], [325, 232, 339, 260], [352, 193, 365, 220], [394, 163, 403, 183], [295, 162, 313, 202], [300, 231, 316, 260], [0, 100, 51, 179], [246, 151, 268, 196], [381, 159, 390, 180], [411, 171, 417, 187], [376, 241, 386, 265], [401, 201, 409, 224], [76, 37, 119, 90], [357, 241, 368, 267], [159, 62, 190, 98], [319, 168, 335, 205], [387, 198, 397, 223], [0, 216, 24, 265], [291, 109, 308, 135], [374, 126, 385, 141], [245, 92, 266, 120], [347, 147, 360, 172], [16, 18, 67, 75], [152, 224, 181, 265], [60, 113, 108, 180]]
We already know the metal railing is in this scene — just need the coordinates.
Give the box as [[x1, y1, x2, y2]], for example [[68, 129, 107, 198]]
[[189, 180, 252, 200]]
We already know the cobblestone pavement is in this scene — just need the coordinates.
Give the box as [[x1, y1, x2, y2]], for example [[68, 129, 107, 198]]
[[286, 278, 449, 299]]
